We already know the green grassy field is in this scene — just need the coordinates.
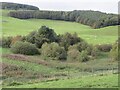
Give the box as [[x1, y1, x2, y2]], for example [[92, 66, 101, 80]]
[[1, 10, 118, 44], [1, 9, 119, 88], [5, 74, 118, 88], [1, 47, 118, 88]]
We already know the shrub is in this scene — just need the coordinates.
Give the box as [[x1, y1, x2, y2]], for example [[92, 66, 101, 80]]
[[35, 26, 58, 48], [59, 33, 82, 50], [26, 31, 37, 44], [86, 44, 93, 55], [67, 48, 90, 62], [110, 42, 118, 61], [79, 50, 90, 62], [68, 41, 89, 52], [67, 48, 80, 61], [11, 41, 39, 55], [96, 44, 112, 52], [41, 42, 67, 60], [1, 37, 12, 48], [11, 35, 24, 45]]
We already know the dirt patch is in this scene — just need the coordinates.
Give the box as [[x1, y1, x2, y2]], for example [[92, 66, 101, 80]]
[[2, 54, 50, 66], [2, 54, 29, 61], [0, 62, 24, 75]]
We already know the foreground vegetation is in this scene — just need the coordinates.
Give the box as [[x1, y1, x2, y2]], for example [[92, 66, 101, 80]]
[[1, 47, 118, 88], [1, 2, 119, 88], [5, 74, 118, 88]]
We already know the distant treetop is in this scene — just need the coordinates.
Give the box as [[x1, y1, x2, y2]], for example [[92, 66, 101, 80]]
[[1, 2, 39, 10]]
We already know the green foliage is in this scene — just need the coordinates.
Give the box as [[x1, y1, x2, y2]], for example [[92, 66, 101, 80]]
[[96, 44, 112, 52], [41, 42, 67, 60], [67, 42, 99, 62], [9, 10, 119, 28], [1, 37, 12, 48], [68, 41, 90, 52], [1, 2, 39, 10], [11, 41, 39, 55], [79, 50, 90, 62], [11, 35, 25, 45], [35, 26, 58, 48], [110, 42, 118, 61], [67, 48, 80, 61], [59, 33, 82, 50], [2, 10, 118, 45], [26, 31, 37, 44]]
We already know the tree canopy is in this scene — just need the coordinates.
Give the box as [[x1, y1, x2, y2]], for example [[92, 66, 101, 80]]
[[1, 2, 39, 10], [9, 10, 119, 28]]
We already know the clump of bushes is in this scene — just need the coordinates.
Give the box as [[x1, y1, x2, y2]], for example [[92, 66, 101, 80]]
[[67, 42, 98, 62], [3, 26, 101, 62], [11, 41, 39, 55], [59, 32, 83, 50], [1, 37, 12, 48], [96, 44, 112, 52], [41, 42, 67, 60], [26, 26, 58, 48], [1, 36, 26, 48]]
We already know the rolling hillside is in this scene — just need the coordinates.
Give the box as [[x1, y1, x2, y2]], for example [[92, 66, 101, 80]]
[[0, 2, 119, 88], [1, 10, 118, 44]]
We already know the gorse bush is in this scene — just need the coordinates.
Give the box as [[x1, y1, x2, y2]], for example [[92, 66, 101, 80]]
[[41, 42, 67, 60], [11, 41, 39, 55]]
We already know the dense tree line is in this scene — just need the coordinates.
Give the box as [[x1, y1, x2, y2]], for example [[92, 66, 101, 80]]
[[1, 2, 39, 10], [9, 10, 119, 28]]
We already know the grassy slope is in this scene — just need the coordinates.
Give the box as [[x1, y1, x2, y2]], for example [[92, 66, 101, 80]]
[[1, 10, 118, 44], [1, 10, 118, 88], [6, 74, 118, 88], [1, 48, 118, 88]]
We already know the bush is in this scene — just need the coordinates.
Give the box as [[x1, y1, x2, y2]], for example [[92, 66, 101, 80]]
[[35, 26, 58, 48], [67, 43, 98, 62], [41, 42, 67, 60], [110, 42, 118, 61], [59, 33, 82, 50], [11, 35, 25, 45], [96, 44, 112, 52], [26, 31, 37, 44], [67, 48, 80, 61], [68, 41, 89, 52], [79, 51, 90, 62], [1, 37, 12, 48], [91, 47, 99, 58], [67, 48, 90, 62], [11, 41, 39, 55]]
